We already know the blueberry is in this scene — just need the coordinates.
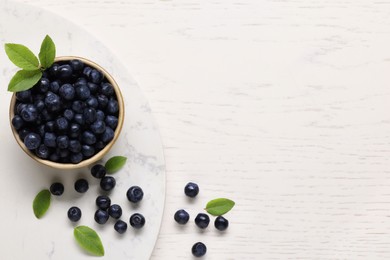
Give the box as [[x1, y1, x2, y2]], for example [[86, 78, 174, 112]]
[[74, 179, 89, 193], [36, 144, 49, 159], [45, 92, 61, 112], [94, 209, 109, 224], [97, 94, 108, 109], [108, 204, 122, 219], [70, 153, 83, 164], [49, 63, 59, 77], [57, 148, 70, 158], [129, 213, 145, 229], [38, 78, 50, 93], [49, 153, 60, 162], [96, 110, 105, 121], [20, 104, 38, 122], [34, 100, 45, 112], [75, 77, 87, 85], [105, 115, 118, 129], [16, 90, 31, 102], [72, 100, 85, 113], [174, 209, 190, 225], [81, 131, 96, 145], [59, 84, 75, 100], [100, 176, 116, 191], [101, 127, 115, 143], [194, 213, 210, 229], [68, 206, 82, 222], [89, 69, 104, 84], [55, 117, 69, 132], [100, 83, 114, 96], [45, 121, 55, 132], [192, 242, 207, 257], [81, 145, 95, 158], [56, 135, 69, 149], [41, 108, 54, 121], [214, 216, 229, 231], [12, 115, 24, 130], [91, 164, 106, 179], [83, 107, 97, 124], [16, 103, 27, 115], [63, 109, 74, 121], [76, 84, 91, 100], [114, 220, 127, 234], [70, 59, 84, 71], [184, 182, 199, 198], [74, 114, 85, 125], [86, 97, 98, 108], [96, 195, 111, 210], [50, 182, 64, 196], [69, 123, 81, 138], [68, 140, 81, 153], [58, 64, 73, 79], [83, 66, 92, 77], [50, 81, 61, 93], [24, 133, 41, 150], [95, 141, 105, 151], [18, 128, 30, 140], [126, 186, 144, 203], [87, 82, 99, 94], [37, 125, 46, 137], [90, 120, 106, 134], [106, 100, 119, 115]]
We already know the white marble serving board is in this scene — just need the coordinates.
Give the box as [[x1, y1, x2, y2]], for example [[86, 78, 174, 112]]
[[0, 1, 165, 259]]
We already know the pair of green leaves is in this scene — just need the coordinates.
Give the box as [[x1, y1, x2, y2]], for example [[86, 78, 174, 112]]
[[5, 35, 55, 92]]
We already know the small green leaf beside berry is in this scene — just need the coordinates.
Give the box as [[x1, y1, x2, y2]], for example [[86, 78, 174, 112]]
[[4, 43, 39, 70], [8, 69, 42, 92], [38, 35, 56, 69], [205, 198, 235, 216], [74, 226, 105, 257], [33, 189, 51, 219], [105, 156, 127, 173]]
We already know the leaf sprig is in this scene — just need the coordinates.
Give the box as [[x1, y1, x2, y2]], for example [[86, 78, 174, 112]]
[[4, 35, 56, 92]]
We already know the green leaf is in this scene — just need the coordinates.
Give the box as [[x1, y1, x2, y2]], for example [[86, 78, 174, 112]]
[[205, 198, 235, 216], [33, 189, 51, 219], [4, 43, 39, 70], [74, 226, 105, 257], [38, 35, 56, 69], [8, 69, 42, 92], [105, 156, 127, 174]]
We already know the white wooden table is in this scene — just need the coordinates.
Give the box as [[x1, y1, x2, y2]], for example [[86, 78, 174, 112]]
[[10, 0, 390, 259]]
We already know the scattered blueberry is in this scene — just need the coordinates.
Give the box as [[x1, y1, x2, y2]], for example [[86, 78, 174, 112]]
[[100, 176, 116, 191], [96, 195, 111, 210], [50, 182, 64, 196], [114, 220, 127, 234], [174, 209, 190, 225], [194, 213, 210, 229], [68, 206, 82, 222], [108, 204, 122, 219], [126, 186, 144, 203], [192, 242, 207, 257], [184, 182, 199, 198], [214, 216, 229, 231], [129, 213, 145, 229], [94, 209, 109, 224], [91, 164, 106, 179], [74, 179, 89, 193]]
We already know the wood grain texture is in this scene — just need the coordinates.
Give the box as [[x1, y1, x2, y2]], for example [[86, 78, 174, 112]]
[[9, 0, 390, 259]]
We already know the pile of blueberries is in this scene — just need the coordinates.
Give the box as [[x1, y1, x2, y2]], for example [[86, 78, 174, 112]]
[[11, 59, 120, 164], [49, 163, 145, 233], [174, 182, 230, 258]]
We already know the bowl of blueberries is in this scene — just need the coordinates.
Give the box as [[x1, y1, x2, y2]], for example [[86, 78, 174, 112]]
[[9, 56, 124, 169]]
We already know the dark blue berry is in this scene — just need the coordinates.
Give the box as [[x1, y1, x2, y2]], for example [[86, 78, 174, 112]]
[[63, 109, 74, 121], [12, 115, 24, 130], [16, 90, 31, 102], [37, 125, 46, 137], [184, 182, 199, 198], [49, 153, 60, 162], [45, 121, 55, 132], [36, 144, 49, 159], [87, 82, 99, 94], [74, 179, 89, 193], [75, 77, 87, 85], [214, 216, 229, 231], [69, 123, 81, 138], [24, 133, 41, 150], [108, 204, 122, 219], [16, 103, 27, 115], [81, 145, 95, 157], [89, 69, 103, 84], [70, 59, 84, 71], [50, 81, 61, 93], [70, 153, 83, 164], [50, 182, 64, 196], [94, 209, 109, 224], [105, 115, 118, 129], [86, 97, 98, 108], [91, 164, 106, 179], [68, 207, 82, 222], [101, 127, 114, 143], [43, 132, 57, 148], [34, 100, 45, 112], [58, 64, 73, 79], [56, 135, 69, 149], [129, 213, 145, 229], [59, 84, 75, 100], [38, 78, 50, 93], [45, 92, 61, 112], [69, 139, 81, 153], [90, 120, 106, 134], [95, 141, 105, 151], [192, 242, 207, 257], [74, 114, 85, 125], [194, 213, 210, 229], [106, 99, 119, 115], [97, 94, 108, 109], [55, 117, 69, 132], [81, 131, 96, 145], [96, 110, 105, 121], [72, 100, 85, 113], [41, 108, 54, 121], [100, 176, 116, 191], [18, 128, 30, 140], [100, 83, 114, 96], [57, 148, 70, 158], [174, 209, 190, 225], [114, 220, 127, 234], [96, 195, 111, 210], [126, 186, 144, 203], [83, 107, 97, 124], [76, 84, 91, 100], [49, 63, 59, 77], [83, 66, 92, 77], [20, 104, 38, 122]]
